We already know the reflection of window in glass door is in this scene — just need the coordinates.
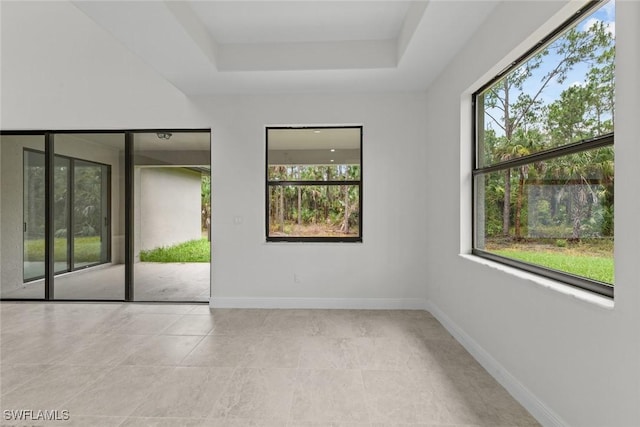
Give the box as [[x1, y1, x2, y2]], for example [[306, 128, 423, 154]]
[[23, 149, 46, 282], [72, 160, 110, 269], [23, 149, 110, 281]]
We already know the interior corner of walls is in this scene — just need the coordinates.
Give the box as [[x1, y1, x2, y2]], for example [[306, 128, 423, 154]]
[[425, 300, 568, 427]]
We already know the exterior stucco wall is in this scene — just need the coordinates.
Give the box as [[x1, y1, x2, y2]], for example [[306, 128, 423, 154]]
[[134, 167, 202, 259]]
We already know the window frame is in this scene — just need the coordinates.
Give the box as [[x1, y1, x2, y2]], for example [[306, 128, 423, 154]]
[[265, 125, 363, 243], [471, 0, 614, 298]]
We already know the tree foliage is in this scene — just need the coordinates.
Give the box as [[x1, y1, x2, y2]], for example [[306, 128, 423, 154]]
[[479, 11, 614, 242], [268, 165, 360, 236]]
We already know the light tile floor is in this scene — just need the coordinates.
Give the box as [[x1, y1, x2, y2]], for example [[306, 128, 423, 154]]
[[0, 303, 540, 427]]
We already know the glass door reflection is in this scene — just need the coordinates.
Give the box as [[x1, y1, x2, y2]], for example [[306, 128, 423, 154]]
[[0, 135, 46, 299], [23, 149, 47, 282], [52, 133, 123, 300], [73, 160, 110, 270]]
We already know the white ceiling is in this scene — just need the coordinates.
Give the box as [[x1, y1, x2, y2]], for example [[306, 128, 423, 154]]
[[191, 1, 413, 44], [72, 0, 499, 95]]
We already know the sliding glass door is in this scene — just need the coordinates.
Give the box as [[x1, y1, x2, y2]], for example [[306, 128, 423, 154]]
[[52, 133, 122, 300], [2, 130, 210, 302], [133, 131, 211, 302]]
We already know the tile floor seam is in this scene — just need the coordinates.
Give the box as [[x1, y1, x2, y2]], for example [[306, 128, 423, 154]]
[[171, 334, 207, 367], [205, 365, 239, 419], [53, 365, 117, 413], [126, 365, 181, 418], [357, 367, 373, 425], [284, 366, 297, 424], [0, 363, 56, 397], [56, 334, 120, 367]]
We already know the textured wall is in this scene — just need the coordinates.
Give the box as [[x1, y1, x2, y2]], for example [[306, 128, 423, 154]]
[[136, 167, 202, 254]]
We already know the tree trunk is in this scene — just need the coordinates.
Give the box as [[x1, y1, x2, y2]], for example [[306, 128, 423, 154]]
[[279, 187, 284, 232], [340, 186, 350, 234], [503, 168, 511, 236], [571, 187, 587, 240], [297, 187, 302, 225], [514, 168, 525, 239], [273, 190, 278, 232], [326, 167, 332, 220], [296, 167, 302, 226], [502, 79, 512, 238]]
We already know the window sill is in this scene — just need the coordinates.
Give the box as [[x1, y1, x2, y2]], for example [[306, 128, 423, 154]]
[[264, 240, 363, 245], [459, 254, 614, 309]]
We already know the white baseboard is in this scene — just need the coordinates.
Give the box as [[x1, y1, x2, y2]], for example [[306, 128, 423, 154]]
[[210, 297, 428, 310], [425, 300, 567, 427]]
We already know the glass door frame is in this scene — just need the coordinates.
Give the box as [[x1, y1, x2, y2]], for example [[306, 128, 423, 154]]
[[1, 128, 211, 303]]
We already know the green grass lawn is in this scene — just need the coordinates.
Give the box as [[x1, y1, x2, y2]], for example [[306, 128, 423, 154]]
[[25, 236, 101, 263], [492, 249, 614, 284], [140, 239, 210, 263]]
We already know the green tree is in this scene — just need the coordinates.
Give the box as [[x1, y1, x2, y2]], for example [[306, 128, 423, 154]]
[[481, 17, 614, 240]]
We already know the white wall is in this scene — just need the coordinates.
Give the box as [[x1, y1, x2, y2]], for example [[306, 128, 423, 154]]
[[0, 1, 429, 309], [192, 93, 429, 308], [0, 1, 207, 130], [0, 1, 208, 291], [424, 1, 640, 426]]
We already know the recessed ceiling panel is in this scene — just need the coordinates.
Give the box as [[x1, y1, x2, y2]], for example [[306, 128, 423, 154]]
[[70, 0, 500, 94], [189, 1, 413, 44]]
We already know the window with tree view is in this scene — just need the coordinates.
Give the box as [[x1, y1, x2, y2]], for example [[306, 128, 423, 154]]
[[473, 0, 614, 296], [266, 126, 362, 241]]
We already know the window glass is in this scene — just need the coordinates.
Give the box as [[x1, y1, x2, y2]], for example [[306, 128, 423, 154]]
[[473, 1, 615, 295], [477, 1, 615, 167], [267, 127, 362, 241], [475, 147, 614, 284]]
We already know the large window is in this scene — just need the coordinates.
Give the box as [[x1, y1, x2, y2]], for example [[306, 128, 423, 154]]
[[266, 126, 362, 242], [473, 0, 615, 297]]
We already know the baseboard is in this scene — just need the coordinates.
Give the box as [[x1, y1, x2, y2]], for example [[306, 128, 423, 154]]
[[425, 300, 567, 427], [210, 297, 429, 310]]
